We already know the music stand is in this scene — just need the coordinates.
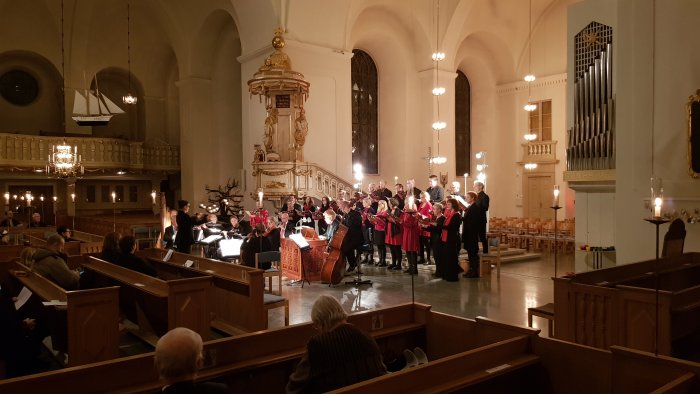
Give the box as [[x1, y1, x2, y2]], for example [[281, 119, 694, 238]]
[[288, 233, 312, 287], [346, 244, 372, 287], [219, 238, 243, 262]]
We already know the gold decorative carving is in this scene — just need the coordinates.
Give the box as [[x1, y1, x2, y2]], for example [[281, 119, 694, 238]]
[[563, 169, 616, 182], [265, 181, 287, 189]]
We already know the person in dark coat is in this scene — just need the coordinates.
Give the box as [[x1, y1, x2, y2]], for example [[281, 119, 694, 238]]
[[473, 181, 490, 254], [424, 203, 445, 278], [440, 199, 462, 282], [99, 232, 122, 264], [339, 200, 364, 273], [174, 200, 194, 254], [241, 224, 274, 269], [286, 295, 386, 393], [461, 191, 481, 278], [117, 235, 157, 277]]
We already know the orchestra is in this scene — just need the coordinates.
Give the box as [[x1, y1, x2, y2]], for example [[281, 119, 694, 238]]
[[158, 176, 488, 283]]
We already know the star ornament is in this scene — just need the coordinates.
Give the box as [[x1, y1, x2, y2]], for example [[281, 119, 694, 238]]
[[584, 32, 602, 48]]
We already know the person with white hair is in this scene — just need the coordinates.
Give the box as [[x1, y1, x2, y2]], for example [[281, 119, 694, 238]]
[[286, 295, 386, 393], [154, 327, 230, 393]]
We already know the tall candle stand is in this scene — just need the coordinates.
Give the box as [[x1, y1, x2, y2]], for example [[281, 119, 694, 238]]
[[551, 205, 562, 277], [643, 216, 670, 356]]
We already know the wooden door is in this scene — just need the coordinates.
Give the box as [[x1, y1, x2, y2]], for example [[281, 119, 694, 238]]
[[526, 174, 554, 219]]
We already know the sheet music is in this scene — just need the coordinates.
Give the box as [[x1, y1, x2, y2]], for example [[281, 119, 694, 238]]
[[42, 300, 67, 307], [163, 249, 174, 262], [14, 286, 32, 310], [289, 233, 311, 250], [200, 234, 223, 244], [219, 238, 243, 257]]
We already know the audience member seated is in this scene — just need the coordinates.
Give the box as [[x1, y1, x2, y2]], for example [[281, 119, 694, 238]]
[[31, 235, 79, 290], [0, 229, 8, 245], [28, 213, 48, 228], [286, 295, 387, 393], [19, 246, 35, 268], [0, 291, 46, 377], [99, 232, 122, 264], [57, 225, 80, 242], [0, 210, 23, 228], [155, 327, 230, 394], [117, 235, 157, 277], [240, 224, 274, 269]]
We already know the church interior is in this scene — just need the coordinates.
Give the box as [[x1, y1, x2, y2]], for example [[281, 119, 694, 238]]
[[1, 0, 700, 391]]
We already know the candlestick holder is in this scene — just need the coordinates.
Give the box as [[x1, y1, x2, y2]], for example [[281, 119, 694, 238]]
[[551, 205, 563, 278], [643, 216, 670, 356]]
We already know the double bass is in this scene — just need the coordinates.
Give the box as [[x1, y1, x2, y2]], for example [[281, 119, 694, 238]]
[[320, 224, 348, 285]]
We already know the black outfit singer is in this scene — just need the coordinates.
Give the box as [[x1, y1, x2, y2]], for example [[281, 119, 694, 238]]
[[474, 190, 490, 253], [440, 210, 462, 282], [461, 205, 481, 278], [341, 209, 364, 272]]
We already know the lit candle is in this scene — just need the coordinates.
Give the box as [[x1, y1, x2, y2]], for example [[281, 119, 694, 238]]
[[111, 192, 116, 203], [71, 193, 75, 203], [463, 173, 468, 194], [40, 195, 44, 202], [3, 192, 8, 205], [654, 197, 662, 218], [394, 176, 398, 185], [26, 193, 31, 207], [553, 185, 560, 207], [151, 191, 157, 204], [258, 190, 264, 204], [53, 196, 57, 202]]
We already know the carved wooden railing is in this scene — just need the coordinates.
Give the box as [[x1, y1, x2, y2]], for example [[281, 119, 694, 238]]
[[0, 133, 180, 172], [252, 161, 353, 203], [521, 140, 558, 164]]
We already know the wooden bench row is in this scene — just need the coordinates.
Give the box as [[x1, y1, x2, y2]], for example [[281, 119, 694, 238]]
[[2, 303, 698, 393], [554, 252, 700, 357]]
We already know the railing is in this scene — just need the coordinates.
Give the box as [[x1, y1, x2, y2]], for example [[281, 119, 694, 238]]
[[252, 161, 353, 204], [521, 140, 557, 163], [0, 133, 180, 172]]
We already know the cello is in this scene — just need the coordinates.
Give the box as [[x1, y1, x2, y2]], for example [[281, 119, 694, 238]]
[[320, 224, 348, 285]]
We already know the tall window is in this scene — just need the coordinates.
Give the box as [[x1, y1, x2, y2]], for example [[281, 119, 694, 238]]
[[351, 50, 378, 174], [529, 100, 552, 141], [455, 70, 471, 175]]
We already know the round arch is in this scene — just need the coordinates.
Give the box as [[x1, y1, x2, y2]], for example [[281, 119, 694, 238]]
[[89, 67, 145, 140]]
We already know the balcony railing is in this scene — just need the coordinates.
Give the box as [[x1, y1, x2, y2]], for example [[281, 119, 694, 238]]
[[0, 133, 180, 172], [252, 161, 353, 204], [521, 140, 558, 164]]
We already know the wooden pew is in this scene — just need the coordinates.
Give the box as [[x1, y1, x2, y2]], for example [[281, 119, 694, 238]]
[[0, 304, 541, 393], [0, 244, 25, 263], [1, 261, 120, 367], [136, 248, 270, 333], [554, 252, 700, 357], [82, 256, 211, 343], [3, 227, 56, 246]]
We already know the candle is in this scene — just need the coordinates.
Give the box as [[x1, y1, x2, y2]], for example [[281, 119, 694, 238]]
[[553, 185, 560, 207], [463, 173, 468, 194], [151, 191, 157, 204], [71, 193, 75, 203], [53, 196, 57, 202], [40, 195, 44, 202], [654, 197, 662, 218], [258, 190, 264, 204], [111, 192, 116, 203], [26, 193, 31, 207], [394, 176, 398, 185], [3, 192, 8, 205]]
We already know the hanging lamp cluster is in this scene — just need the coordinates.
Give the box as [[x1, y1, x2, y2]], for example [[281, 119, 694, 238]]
[[430, 0, 446, 165], [523, 0, 537, 113]]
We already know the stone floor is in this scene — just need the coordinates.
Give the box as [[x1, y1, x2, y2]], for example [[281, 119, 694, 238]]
[[270, 251, 575, 337]]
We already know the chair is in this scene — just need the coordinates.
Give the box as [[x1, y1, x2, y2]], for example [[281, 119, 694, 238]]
[[255, 251, 283, 295], [481, 235, 502, 277], [263, 293, 289, 326], [662, 219, 686, 257], [133, 226, 154, 249]]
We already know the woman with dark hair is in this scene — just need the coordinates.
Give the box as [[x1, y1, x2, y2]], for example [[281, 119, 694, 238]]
[[317, 196, 332, 235], [385, 197, 403, 270], [117, 235, 157, 277], [99, 232, 122, 264], [241, 224, 274, 269], [174, 200, 194, 254], [440, 199, 462, 282]]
